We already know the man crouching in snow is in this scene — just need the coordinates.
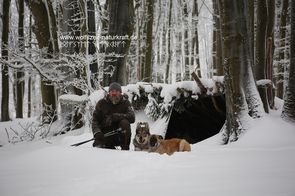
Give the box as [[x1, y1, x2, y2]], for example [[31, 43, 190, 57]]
[[92, 82, 135, 150]]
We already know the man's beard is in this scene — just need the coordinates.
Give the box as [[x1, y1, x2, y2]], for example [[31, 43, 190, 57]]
[[110, 96, 121, 104]]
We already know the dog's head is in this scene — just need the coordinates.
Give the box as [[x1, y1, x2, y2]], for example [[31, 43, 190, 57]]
[[148, 134, 163, 150], [135, 122, 150, 144]]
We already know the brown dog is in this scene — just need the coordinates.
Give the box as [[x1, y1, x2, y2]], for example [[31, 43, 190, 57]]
[[133, 122, 151, 151], [148, 134, 191, 155]]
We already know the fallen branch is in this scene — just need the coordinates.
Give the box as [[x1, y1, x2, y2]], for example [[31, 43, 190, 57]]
[[191, 72, 207, 94], [5, 128, 10, 143]]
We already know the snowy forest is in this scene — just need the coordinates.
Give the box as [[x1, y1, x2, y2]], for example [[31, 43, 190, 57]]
[[1, 0, 295, 196]]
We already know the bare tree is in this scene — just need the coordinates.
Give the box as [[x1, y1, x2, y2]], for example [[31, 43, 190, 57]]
[[247, 0, 254, 66], [143, 0, 154, 82], [15, 0, 25, 118], [266, 0, 276, 109], [1, 0, 11, 121], [88, 0, 98, 89], [277, 0, 289, 99], [103, 0, 135, 86], [192, 0, 200, 76], [281, 0, 295, 122], [164, 0, 172, 83], [26, 0, 59, 123], [27, 11, 32, 118], [61, 0, 85, 95], [212, 0, 223, 75], [255, 0, 269, 113], [182, 0, 190, 80]]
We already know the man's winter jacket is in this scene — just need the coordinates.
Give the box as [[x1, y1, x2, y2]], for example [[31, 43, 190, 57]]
[[92, 95, 135, 137]]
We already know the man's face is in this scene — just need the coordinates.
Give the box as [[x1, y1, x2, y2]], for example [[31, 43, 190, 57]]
[[109, 90, 121, 104]]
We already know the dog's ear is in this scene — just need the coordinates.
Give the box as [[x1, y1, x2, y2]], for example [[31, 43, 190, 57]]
[[144, 122, 149, 130], [136, 122, 142, 129], [135, 122, 140, 134]]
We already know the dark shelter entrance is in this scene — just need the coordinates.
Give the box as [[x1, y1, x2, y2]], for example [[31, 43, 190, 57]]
[[165, 95, 226, 144]]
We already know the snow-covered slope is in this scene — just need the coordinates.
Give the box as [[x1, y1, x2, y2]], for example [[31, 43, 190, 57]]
[[0, 105, 295, 196]]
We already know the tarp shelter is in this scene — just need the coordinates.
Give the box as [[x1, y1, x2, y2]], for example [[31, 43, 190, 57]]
[[165, 95, 225, 144]]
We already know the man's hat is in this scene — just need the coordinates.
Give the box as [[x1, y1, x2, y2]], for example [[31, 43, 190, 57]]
[[109, 82, 122, 92]]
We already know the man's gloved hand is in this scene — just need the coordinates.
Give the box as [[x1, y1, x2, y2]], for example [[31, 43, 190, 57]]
[[94, 132, 105, 143], [112, 113, 125, 122]]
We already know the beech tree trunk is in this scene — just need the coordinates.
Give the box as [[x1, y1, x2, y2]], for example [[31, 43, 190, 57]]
[[191, 0, 200, 76], [255, 0, 269, 113], [88, 0, 98, 89], [103, 0, 135, 86], [183, 1, 190, 80], [26, 0, 59, 123], [1, 0, 11, 121], [143, 0, 154, 82], [220, 0, 263, 144], [165, 0, 172, 83], [277, 0, 289, 99], [16, 0, 25, 118], [27, 13, 32, 118], [281, 0, 295, 122], [213, 0, 223, 75], [266, 0, 275, 109]]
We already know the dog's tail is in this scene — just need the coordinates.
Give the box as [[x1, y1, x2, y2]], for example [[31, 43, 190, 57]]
[[179, 139, 191, 152]]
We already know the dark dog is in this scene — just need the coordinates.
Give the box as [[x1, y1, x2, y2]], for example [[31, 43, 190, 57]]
[[148, 134, 191, 155], [133, 122, 151, 151]]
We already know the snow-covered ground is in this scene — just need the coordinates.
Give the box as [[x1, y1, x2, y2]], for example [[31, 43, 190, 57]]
[[0, 101, 295, 196]]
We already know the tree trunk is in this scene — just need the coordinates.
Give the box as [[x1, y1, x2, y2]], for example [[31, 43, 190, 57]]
[[1, 0, 11, 121], [27, 12, 32, 118], [61, 0, 84, 95], [97, 0, 109, 55], [183, 1, 190, 80], [62, 0, 81, 55], [103, 0, 135, 86], [136, 3, 142, 81], [143, 0, 154, 82], [212, 0, 223, 75], [87, 0, 98, 89], [79, 0, 87, 55], [16, 0, 25, 118], [192, 0, 200, 75], [281, 0, 295, 122], [255, 0, 269, 113], [277, 0, 289, 99], [243, 0, 267, 119], [220, 0, 262, 143], [248, 0, 254, 64], [26, 0, 58, 123], [266, 0, 275, 109], [165, 0, 172, 83], [140, 0, 147, 82]]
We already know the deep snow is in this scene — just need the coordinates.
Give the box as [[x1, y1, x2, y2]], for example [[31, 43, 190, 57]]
[[0, 101, 295, 196]]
